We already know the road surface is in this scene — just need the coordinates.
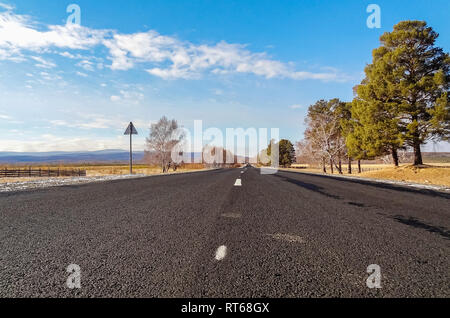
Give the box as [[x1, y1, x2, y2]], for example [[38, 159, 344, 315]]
[[0, 167, 449, 297]]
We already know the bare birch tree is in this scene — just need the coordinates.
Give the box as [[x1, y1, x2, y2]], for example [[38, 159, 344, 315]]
[[145, 116, 184, 173], [300, 99, 348, 174]]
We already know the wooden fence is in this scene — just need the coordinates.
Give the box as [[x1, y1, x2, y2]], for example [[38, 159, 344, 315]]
[[0, 168, 86, 178]]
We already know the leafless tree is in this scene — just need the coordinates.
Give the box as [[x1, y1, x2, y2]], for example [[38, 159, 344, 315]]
[[301, 110, 347, 174], [145, 116, 184, 173]]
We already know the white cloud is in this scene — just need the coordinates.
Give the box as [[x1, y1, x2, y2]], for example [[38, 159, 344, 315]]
[[0, 134, 135, 152], [76, 59, 94, 71], [120, 90, 144, 101], [39, 71, 62, 81], [146, 66, 195, 80], [76, 71, 88, 77], [0, 9, 108, 59], [110, 95, 121, 102], [49, 120, 69, 126], [78, 118, 114, 129], [289, 104, 302, 109], [48, 114, 147, 132], [212, 89, 224, 96], [110, 35, 345, 81], [31, 55, 56, 68], [0, 2, 13, 11], [110, 90, 144, 104], [59, 51, 77, 59], [103, 31, 177, 70], [0, 6, 347, 82]]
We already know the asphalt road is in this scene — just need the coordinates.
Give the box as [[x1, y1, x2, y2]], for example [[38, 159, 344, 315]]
[[0, 167, 449, 297]]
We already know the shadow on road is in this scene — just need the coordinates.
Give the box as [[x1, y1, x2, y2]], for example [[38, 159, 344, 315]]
[[274, 174, 342, 200], [391, 215, 450, 240], [277, 171, 450, 200], [347, 202, 367, 207]]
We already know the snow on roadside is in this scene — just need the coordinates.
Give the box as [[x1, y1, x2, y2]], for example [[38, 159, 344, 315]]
[[0, 174, 146, 193]]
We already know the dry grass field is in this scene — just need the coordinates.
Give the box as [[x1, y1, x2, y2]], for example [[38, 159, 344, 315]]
[[288, 162, 450, 187], [81, 163, 206, 176], [0, 163, 207, 183], [359, 165, 450, 187]]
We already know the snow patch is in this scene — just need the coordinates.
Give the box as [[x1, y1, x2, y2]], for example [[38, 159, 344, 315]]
[[0, 175, 146, 193]]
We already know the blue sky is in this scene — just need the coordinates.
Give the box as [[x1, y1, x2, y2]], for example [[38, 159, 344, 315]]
[[0, 0, 449, 152]]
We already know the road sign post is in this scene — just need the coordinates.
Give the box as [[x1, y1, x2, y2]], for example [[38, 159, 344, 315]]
[[124, 122, 138, 175]]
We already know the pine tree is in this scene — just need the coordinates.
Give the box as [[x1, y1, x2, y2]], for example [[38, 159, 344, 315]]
[[354, 20, 449, 165], [350, 93, 404, 166], [267, 139, 296, 167]]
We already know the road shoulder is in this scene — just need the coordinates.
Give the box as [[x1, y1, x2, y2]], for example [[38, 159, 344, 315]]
[[277, 168, 450, 193], [0, 168, 222, 193]]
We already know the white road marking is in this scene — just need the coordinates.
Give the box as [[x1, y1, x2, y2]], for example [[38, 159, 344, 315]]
[[234, 179, 242, 186], [221, 213, 242, 219], [241, 171, 244, 174], [215, 245, 227, 261]]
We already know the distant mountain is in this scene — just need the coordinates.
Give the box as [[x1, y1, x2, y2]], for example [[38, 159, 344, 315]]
[[0, 149, 248, 165], [0, 150, 145, 164]]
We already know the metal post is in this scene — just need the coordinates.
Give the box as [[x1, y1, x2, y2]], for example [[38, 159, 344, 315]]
[[130, 132, 133, 175], [124, 122, 137, 175]]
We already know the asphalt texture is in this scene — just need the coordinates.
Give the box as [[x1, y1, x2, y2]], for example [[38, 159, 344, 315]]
[[0, 167, 449, 297]]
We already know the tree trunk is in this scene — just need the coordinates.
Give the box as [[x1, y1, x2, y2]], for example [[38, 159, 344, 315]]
[[334, 161, 343, 174], [322, 158, 327, 173], [348, 157, 352, 174], [358, 160, 361, 174], [330, 159, 334, 174], [337, 135, 343, 174], [410, 114, 423, 165], [392, 147, 399, 167], [413, 140, 423, 165]]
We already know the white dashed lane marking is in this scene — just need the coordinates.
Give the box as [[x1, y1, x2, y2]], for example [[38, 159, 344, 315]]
[[215, 245, 227, 261], [234, 179, 242, 186]]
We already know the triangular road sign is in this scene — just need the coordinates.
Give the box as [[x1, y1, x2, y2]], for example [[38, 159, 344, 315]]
[[124, 122, 138, 135]]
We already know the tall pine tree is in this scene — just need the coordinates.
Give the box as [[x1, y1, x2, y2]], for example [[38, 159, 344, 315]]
[[354, 21, 449, 165]]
